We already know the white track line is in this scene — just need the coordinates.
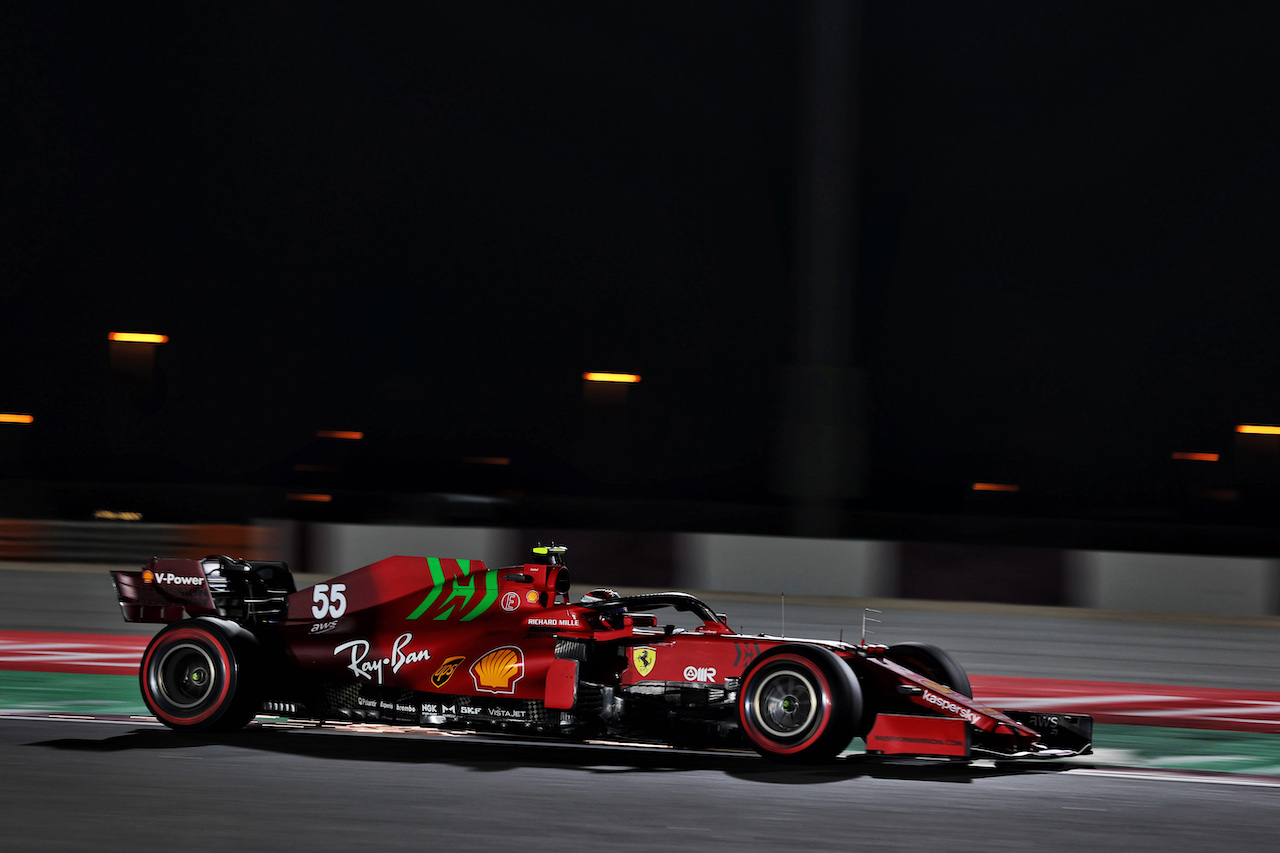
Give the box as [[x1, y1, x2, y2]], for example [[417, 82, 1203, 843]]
[[983, 694, 1189, 707], [1068, 768, 1280, 789], [0, 713, 161, 727]]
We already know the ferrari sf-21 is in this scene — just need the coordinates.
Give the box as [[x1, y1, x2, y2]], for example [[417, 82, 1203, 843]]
[[110, 545, 1092, 762]]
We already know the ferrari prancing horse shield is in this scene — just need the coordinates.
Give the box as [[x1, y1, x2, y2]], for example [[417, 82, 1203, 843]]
[[632, 646, 656, 677]]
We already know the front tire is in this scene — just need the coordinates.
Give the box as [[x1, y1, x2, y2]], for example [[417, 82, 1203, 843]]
[[738, 644, 861, 762], [141, 619, 262, 732], [886, 642, 972, 697]]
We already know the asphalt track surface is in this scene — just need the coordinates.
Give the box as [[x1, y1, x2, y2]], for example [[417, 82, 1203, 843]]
[[5, 717, 1280, 853], [4, 563, 1280, 851]]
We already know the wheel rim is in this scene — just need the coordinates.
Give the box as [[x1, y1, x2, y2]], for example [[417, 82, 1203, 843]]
[[751, 667, 819, 739], [155, 642, 217, 710]]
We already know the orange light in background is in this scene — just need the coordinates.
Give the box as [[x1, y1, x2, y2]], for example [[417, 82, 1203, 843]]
[[316, 430, 364, 440], [0, 414, 34, 424], [93, 510, 143, 521], [1171, 452, 1220, 462], [972, 482, 1020, 492], [583, 372, 641, 384], [286, 493, 333, 503], [464, 456, 511, 466], [1236, 424, 1280, 435], [108, 332, 169, 344]]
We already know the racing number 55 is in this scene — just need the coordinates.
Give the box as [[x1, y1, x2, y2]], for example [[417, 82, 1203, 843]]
[[311, 583, 348, 619]]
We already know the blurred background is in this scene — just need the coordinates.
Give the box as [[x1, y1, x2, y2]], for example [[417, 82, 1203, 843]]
[[4, 2, 1280, 614]]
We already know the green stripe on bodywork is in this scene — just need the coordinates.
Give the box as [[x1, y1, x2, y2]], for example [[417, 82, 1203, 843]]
[[434, 572, 475, 620], [406, 557, 447, 619], [461, 568, 499, 621]]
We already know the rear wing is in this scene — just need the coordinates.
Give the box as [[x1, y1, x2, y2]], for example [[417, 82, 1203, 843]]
[[111, 555, 297, 624], [111, 558, 216, 623]]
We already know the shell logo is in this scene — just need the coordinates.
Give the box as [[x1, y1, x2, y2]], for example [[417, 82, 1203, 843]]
[[525, 590, 540, 604], [470, 645, 525, 695]]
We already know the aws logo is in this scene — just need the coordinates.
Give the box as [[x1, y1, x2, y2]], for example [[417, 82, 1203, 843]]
[[431, 655, 466, 688]]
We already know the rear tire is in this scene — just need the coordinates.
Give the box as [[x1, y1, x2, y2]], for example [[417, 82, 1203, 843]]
[[738, 644, 861, 763], [141, 619, 262, 732]]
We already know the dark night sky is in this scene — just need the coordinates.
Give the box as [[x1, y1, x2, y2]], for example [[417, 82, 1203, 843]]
[[4, 2, 1280, 524]]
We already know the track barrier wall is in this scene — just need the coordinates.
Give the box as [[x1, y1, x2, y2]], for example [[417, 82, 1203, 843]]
[[2, 518, 1277, 616], [0, 518, 282, 564]]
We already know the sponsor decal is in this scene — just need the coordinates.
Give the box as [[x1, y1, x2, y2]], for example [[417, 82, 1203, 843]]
[[500, 591, 521, 612], [431, 655, 466, 688], [152, 572, 205, 587], [871, 735, 966, 747], [475, 705, 528, 719], [684, 665, 718, 683], [470, 645, 525, 695], [1024, 713, 1059, 730], [424, 701, 528, 720], [525, 590, 540, 604], [309, 620, 339, 634], [922, 690, 981, 724], [333, 632, 430, 684], [733, 642, 761, 667], [632, 646, 657, 677], [406, 558, 500, 622], [526, 617, 581, 627], [355, 696, 420, 720]]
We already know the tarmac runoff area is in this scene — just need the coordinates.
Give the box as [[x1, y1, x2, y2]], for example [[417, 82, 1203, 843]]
[[3, 560, 1280, 778]]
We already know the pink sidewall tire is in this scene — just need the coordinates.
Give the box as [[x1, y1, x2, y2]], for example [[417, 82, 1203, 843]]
[[141, 618, 261, 733], [738, 644, 861, 763]]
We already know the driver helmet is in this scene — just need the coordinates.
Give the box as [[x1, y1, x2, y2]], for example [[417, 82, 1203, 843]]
[[580, 587, 625, 629]]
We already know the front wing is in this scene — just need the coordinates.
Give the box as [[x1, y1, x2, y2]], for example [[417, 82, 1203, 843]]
[[863, 710, 1093, 760], [859, 653, 1093, 759]]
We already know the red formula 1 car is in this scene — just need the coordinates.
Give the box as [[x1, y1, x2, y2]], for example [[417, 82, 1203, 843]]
[[110, 544, 1092, 762]]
